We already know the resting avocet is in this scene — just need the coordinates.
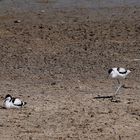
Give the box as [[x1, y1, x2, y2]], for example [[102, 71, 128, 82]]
[[108, 67, 131, 94], [3, 94, 27, 109]]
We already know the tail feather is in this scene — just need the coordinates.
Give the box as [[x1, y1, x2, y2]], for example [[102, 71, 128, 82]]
[[23, 102, 27, 106]]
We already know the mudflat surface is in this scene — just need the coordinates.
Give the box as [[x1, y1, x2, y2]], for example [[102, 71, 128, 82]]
[[0, 0, 140, 140]]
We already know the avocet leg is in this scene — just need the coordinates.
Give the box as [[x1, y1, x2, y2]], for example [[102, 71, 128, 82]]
[[115, 84, 122, 95], [117, 79, 120, 85]]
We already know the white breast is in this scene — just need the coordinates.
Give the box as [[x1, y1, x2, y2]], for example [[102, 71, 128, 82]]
[[3, 100, 13, 109], [110, 70, 119, 78]]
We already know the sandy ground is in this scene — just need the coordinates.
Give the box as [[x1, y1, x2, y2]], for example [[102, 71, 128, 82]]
[[0, 0, 140, 140]]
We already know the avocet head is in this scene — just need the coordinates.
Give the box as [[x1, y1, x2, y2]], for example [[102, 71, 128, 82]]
[[5, 94, 12, 100], [107, 68, 113, 78], [108, 68, 113, 75]]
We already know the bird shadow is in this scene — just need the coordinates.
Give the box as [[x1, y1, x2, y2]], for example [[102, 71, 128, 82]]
[[0, 106, 6, 109], [94, 95, 113, 99], [122, 85, 132, 89], [94, 95, 121, 103]]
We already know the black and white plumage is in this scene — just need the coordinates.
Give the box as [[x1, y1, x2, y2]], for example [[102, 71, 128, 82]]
[[108, 67, 131, 94], [3, 94, 27, 109], [108, 67, 131, 79]]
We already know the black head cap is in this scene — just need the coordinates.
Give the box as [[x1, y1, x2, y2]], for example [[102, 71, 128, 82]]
[[5, 94, 12, 99], [108, 69, 113, 74]]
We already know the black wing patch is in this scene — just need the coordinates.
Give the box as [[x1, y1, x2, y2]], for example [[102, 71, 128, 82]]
[[15, 102, 23, 106], [11, 97, 15, 103], [117, 67, 127, 74], [12, 98, 23, 106]]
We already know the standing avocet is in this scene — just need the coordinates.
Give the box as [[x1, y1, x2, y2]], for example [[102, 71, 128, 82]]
[[108, 67, 131, 94]]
